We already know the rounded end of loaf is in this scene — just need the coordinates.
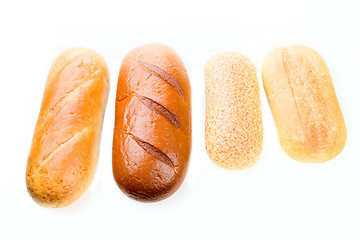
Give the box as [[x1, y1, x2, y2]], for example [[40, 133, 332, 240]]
[[112, 153, 185, 203], [26, 154, 97, 208], [26, 170, 92, 208], [262, 44, 347, 163], [125, 43, 183, 66], [113, 176, 182, 203], [48, 47, 110, 85], [204, 51, 263, 170], [279, 126, 347, 163], [118, 43, 191, 103]]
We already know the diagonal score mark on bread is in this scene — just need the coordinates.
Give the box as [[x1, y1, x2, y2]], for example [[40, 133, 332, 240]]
[[140, 62, 184, 99], [36, 127, 89, 173], [116, 92, 180, 128], [137, 96, 179, 128], [36, 71, 102, 134], [127, 133, 175, 168]]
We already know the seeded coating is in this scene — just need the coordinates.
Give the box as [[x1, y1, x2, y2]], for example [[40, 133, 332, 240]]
[[204, 52, 263, 170]]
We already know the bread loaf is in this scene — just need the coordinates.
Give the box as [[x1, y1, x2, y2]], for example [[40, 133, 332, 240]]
[[204, 52, 263, 170], [262, 45, 347, 162], [26, 48, 110, 207], [112, 44, 191, 202]]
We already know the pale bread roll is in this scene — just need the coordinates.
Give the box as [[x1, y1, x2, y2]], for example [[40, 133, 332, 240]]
[[262, 45, 347, 163], [205, 52, 263, 170]]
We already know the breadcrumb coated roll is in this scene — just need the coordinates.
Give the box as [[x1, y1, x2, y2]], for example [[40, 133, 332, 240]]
[[205, 52, 263, 170]]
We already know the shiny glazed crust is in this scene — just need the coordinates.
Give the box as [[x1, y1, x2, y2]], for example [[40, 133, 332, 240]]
[[26, 48, 110, 207], [113, 44, 191, 202], [204, 52, 263, 170], [262, 45, 347, 162]]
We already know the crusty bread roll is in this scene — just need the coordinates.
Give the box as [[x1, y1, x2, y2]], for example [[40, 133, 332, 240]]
[[204, 52, 263, 170], [113, 44, 191, 202], [26, 48, 110, 208], [262, 45, 347, 162]]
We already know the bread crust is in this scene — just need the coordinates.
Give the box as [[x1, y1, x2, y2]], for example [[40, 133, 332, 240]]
[[262, 45, 347, 162], [112, 44, 191, 202], [204, 52, 263, 170], [26, 48, 110, 207]]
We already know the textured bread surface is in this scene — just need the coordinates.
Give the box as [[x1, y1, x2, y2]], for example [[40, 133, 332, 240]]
[[262, 45, 347, 162], [26, 48, 110, 207], [204, 52, 263, 170], [113, 44, 191, 202]]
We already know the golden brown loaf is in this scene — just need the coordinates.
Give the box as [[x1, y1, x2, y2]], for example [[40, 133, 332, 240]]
[[113, 44, 191, 202], [26, 48, 110, 207], [204, 52, 263, 170], [262, 45, 347, 163]]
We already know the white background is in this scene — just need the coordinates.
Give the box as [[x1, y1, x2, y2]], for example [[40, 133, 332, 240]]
[[1, 0, 359, 239]]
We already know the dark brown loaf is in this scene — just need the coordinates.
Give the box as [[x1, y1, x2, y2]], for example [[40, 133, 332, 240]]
[[26, 48, 110, 208], [113, 44, 191, 202]]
